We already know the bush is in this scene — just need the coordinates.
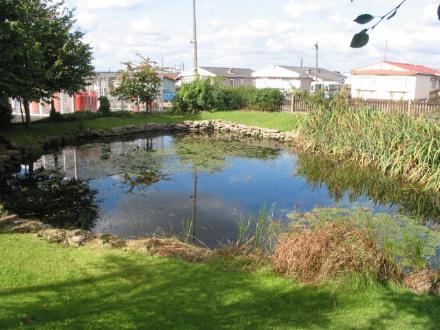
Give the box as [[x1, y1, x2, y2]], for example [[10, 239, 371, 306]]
[[98, 96, 111, 115], [172, 78, 284, 113], [0, 96, 13, 128], [272, 223, 402, 284]]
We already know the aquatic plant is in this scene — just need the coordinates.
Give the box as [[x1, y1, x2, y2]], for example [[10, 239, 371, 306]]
[[295, 152, 440, 222], [288, 208, 439, 271], [299, 98, 440, 191], [272, 222, 402, 284]]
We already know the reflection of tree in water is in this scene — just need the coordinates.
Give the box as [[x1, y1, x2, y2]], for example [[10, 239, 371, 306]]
[[295, 153, 440, 223], [173, 134, 282, 242], [0, 169, 98, 230]]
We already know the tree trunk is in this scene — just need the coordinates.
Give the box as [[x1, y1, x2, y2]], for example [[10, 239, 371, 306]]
[[23, 100, 31, 128]]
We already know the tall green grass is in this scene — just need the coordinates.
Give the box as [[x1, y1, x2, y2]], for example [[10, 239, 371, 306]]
[[299, 102, 440, 191]]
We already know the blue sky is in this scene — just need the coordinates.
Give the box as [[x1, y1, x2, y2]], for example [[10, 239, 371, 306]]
[[65, 0, 440, 72]]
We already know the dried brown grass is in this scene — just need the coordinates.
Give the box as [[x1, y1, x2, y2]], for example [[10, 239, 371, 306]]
[[403, 270, 440, 295], [272, 222, 402, 284], [126, 237, 212, 262]]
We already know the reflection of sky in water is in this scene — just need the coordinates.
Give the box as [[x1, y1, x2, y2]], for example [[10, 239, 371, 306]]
[[32, 134, 432, 247]]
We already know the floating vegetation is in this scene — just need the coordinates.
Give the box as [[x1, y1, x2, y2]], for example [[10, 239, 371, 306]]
[[295, 152, 440, 222], [288, 208, 440, 271], [0, 169, 97, 230]]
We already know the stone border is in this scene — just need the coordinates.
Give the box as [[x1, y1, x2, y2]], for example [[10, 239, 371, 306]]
[[0, 215, 212, 262], [0, 120, 298, 176]]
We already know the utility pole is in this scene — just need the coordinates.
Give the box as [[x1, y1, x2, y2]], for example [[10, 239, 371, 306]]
[[314, 42, 319, 82], [192, 0, 198, 74], [300, 58, 303, 68], [384, 40, 388, 61]]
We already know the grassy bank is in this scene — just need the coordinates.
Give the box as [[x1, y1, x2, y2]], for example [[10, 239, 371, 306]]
[[1, 111, 304, 147], [0, 233, 439, 329], [300, 105, 440, 191]]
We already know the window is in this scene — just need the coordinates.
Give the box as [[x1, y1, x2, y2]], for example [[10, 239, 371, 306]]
[[230, 79, 235, 87], [240, 78, 244, 84], [432, 78, 438, 89]]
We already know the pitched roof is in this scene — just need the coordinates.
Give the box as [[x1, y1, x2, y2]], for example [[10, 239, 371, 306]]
[[279, 66, 345, 82], [200, 67, 254, 78], [161, 73, 179, 80], [386, 62, 440, 75], [351, 61, 440, 76]]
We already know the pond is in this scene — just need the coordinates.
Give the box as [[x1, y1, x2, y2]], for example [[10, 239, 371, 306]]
[[1, 133, 439, 257]]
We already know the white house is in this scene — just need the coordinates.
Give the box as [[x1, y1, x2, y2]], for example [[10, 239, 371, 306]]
[[350, 61, 440, 100], [177, 67, 254, 87], [251, 65, 345, 92]]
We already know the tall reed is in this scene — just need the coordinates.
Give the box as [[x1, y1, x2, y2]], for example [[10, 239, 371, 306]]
[[299, 96, 440, 192]]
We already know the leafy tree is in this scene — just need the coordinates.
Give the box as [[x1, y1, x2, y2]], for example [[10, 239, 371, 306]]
[[112, 60, 161, 112], [98, 96, 111, 115], [350, 0, 440, 48], [0, 0, 94, 127], [0, 96, 13, 129]]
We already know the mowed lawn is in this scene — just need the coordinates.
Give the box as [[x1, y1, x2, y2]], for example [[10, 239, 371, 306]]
[[0, 234, 439, 329], [1, 111, 304, 147]]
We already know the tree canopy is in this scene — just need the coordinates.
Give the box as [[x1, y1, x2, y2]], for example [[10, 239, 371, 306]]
[[112, 60, 161, 111], [0, 0, 94, 126]]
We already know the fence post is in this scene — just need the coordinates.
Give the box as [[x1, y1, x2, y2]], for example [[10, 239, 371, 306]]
[[291, 94, 295, 113], [407, 99, 412, 117]]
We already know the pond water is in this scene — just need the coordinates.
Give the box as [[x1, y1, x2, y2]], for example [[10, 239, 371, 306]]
[[0, 135, 440, 261], [3, 133, 440, 256]]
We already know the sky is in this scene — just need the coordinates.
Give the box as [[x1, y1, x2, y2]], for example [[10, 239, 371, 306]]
[[65, 0, 440, 73]]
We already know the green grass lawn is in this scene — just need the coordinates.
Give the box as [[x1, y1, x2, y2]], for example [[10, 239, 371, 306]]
[[1, 111, 304, 147], [0, 234, 438, 329]]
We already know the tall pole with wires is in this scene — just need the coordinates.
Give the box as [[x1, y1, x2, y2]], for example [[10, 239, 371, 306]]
[[192, 0, 198, 74], [314, 42, 319, 82]]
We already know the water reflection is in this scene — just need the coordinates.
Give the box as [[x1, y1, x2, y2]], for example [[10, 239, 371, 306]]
[[7, 133, 439, 247], [295, 153, 440, 223], [0, 169, 98, 230]]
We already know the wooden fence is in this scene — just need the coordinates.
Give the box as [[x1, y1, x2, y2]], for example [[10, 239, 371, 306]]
[[282, 96, 440, 117]]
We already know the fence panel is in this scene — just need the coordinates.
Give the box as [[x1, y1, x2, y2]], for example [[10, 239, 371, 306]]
[[283, 96, 440, 117]]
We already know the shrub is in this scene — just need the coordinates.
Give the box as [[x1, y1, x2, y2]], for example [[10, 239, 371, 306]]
[[173, 79, 284, 113], [0, 96, 13, 128], [98, 96, 111, 115], [272, 223, 402, 284]]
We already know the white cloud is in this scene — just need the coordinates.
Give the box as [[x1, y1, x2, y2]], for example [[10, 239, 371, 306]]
[[283, 0, 335, 18], [76, 0, 143, 10], [130, 17, 157, 34], [76, 11, 97, 29]]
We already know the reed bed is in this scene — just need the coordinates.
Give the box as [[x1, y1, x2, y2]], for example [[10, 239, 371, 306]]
[[272, 223, 402, 284], [299, 103, 440, 192]]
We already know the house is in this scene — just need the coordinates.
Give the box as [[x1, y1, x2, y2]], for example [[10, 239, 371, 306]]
[[160, 73, 178, 102], [177, 67, 254, 87], [251, 65, 345, 92], [350, 61, 440, 100]]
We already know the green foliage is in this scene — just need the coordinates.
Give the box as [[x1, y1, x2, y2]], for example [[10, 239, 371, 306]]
[[112, 60, 161, 111], [0, 96, 13, 129], [0, 169, 97, 229], [0, 0, 94, 127], [98, 96, 111, 115], [299, 95, 440, 191], [173, 79, 284, 113]]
